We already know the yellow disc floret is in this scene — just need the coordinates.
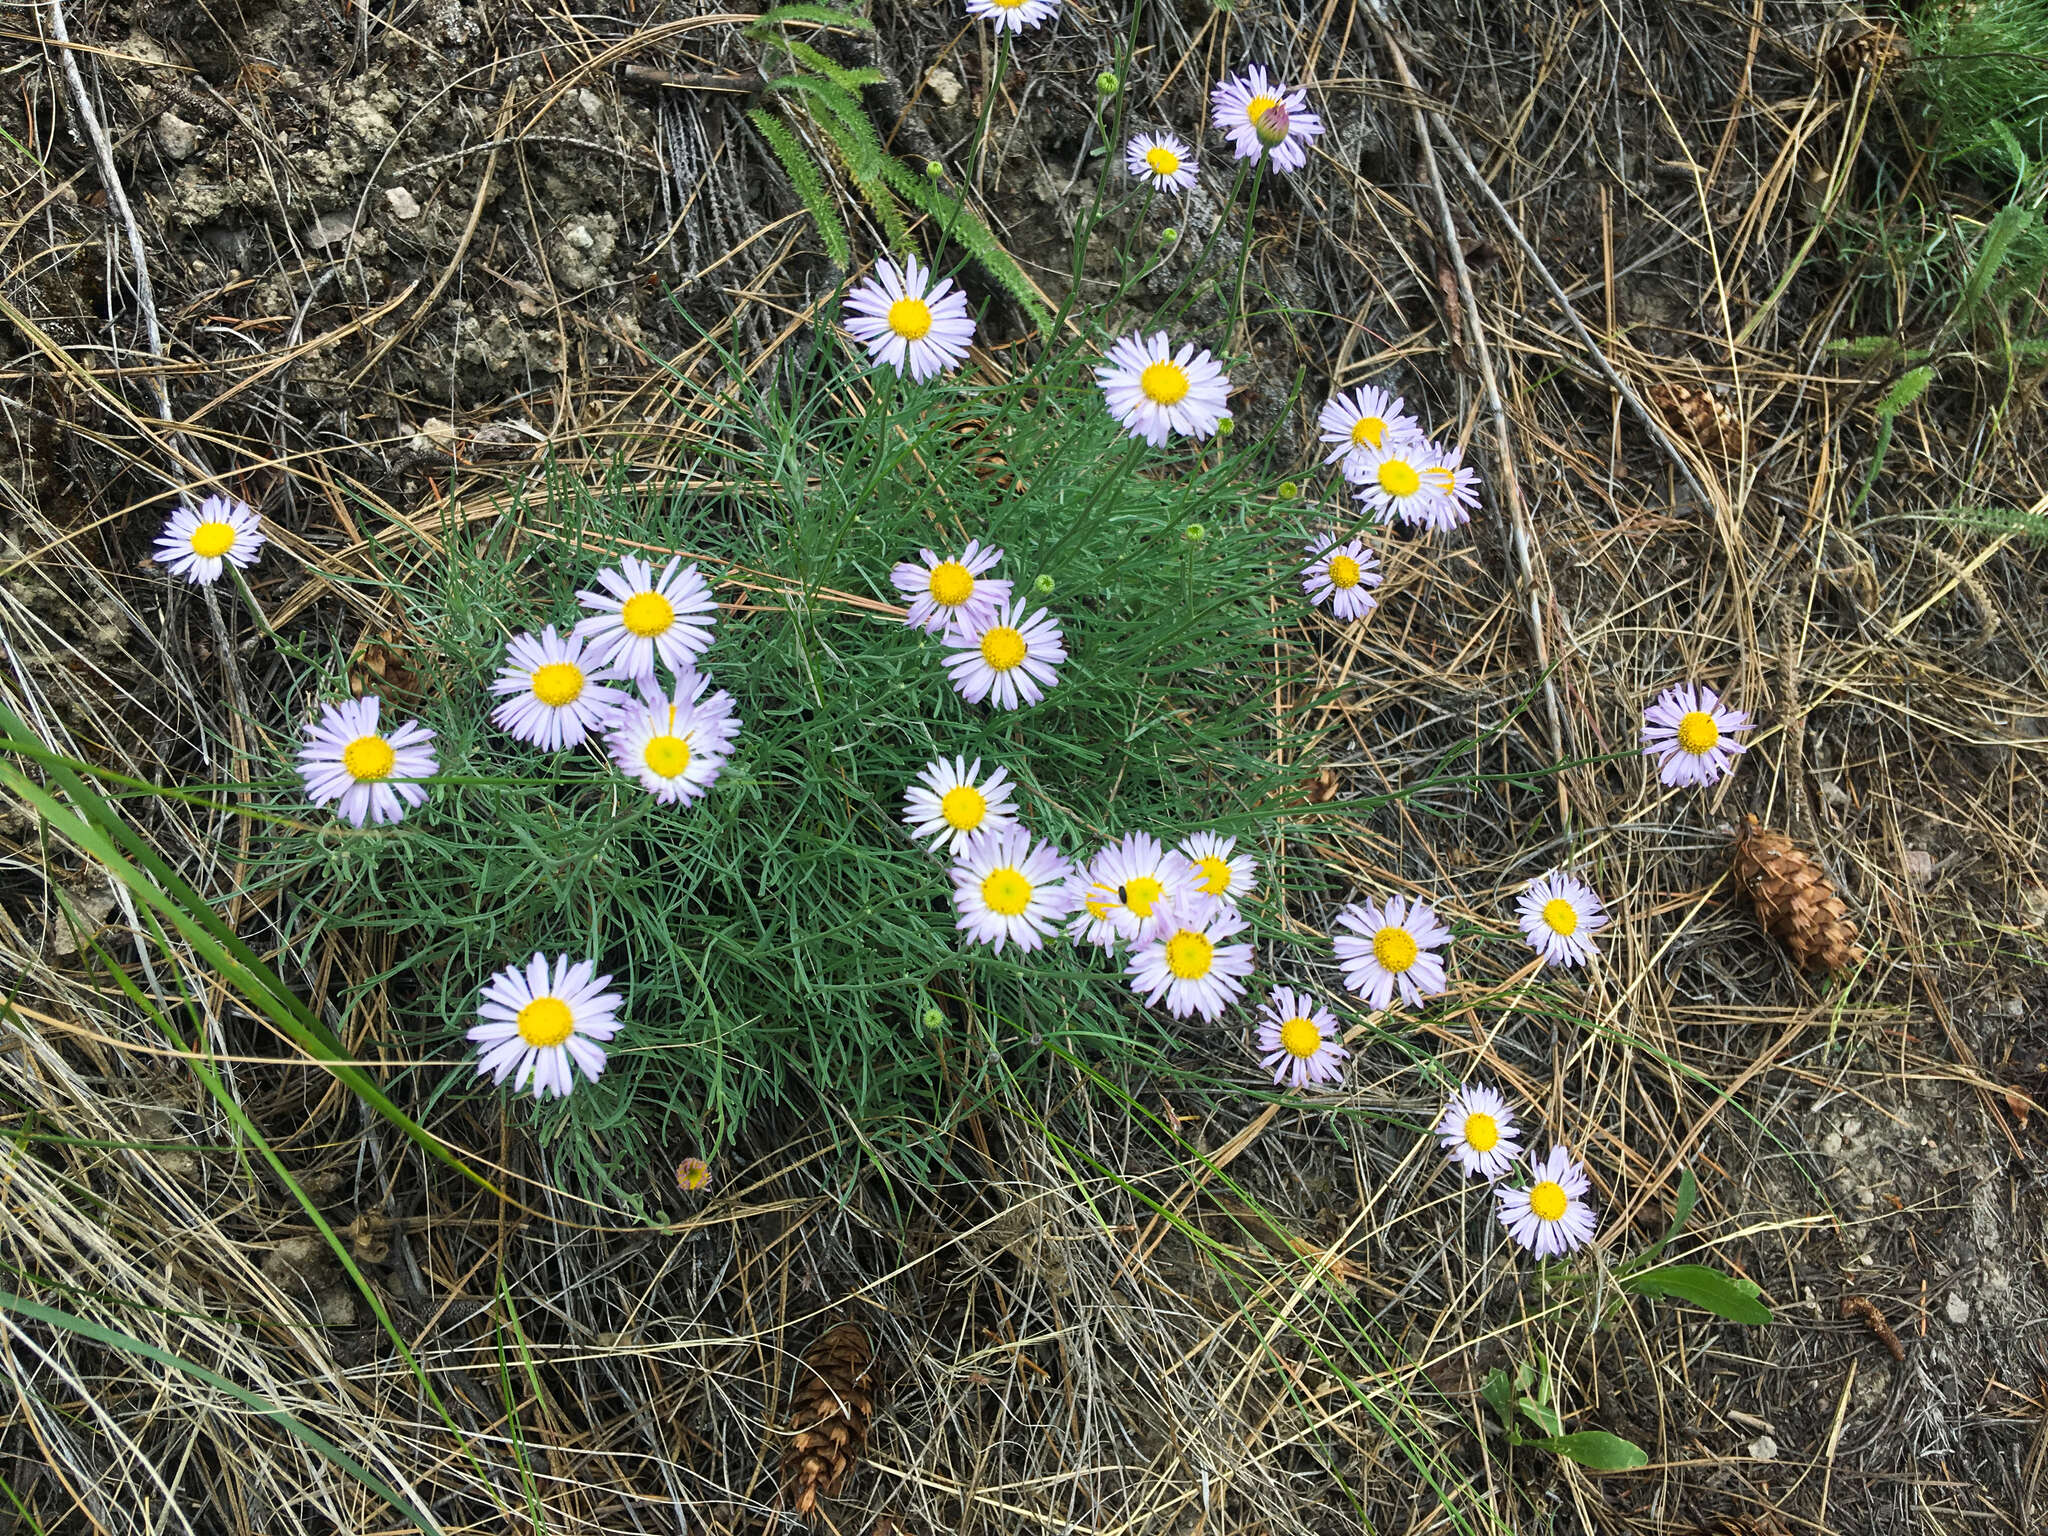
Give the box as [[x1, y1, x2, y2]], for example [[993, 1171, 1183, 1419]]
[[980, 625, 1026, 671], [1139, 360, 1191, 405], [1377, 458, 1421, 498], [1328, 554, 1361, 589], [189, 521, 237, 558], [1464, 1112, 1500, 1152], [1372, 926, 1418, 973], [530, 662, 585, 707], [1349, 417, 1385, 449], [1541, 897, 1579, 936], [643, 734, 692, 778], [981, 867, 1032, 916], [1528, 1181, 1568, 1222], [342, 735, 396, 782], [1244, 94, 1279, 126], [1196, 856, 1233, 896], [1279, 1016, 1321, 1058], [516, 996, 575, 1048], [1121, 874, 1163, 917], [1166, 929, 1214, 979], [1145, 145, 1181, 177], [940, 784, 987, 831], [621, 591, 675, 638], [887, 297, 934, 340], [1676, 710, 1720, 754], [927, 561, 975, 607]]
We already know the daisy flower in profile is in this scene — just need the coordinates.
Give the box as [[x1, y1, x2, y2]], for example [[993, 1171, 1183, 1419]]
[[1301, 536, 1382, 622], [1332, 895, 1451, 1010], [1641, 683, 1751, 788], [942, 602, 1066, 710], [608, 673, 740, 807], [1318, 387, 1424, 477], [1435, 1084, 1522, 1181], [1209, 66, 1324, 173], [1178, 831, 1258, 910], [1353, 441, 1450, 529], [297, 695, 437, 828], [903, 755, 1019, 854], [1072, 832, 1202, 948], [1127, 131, 1197, 191], [950, 826, 1076, 955], [1497, 1145, 1599, 1259], [489, 626, 630, 751], [890, 540, 1011, 635], [1127, 901, 1254, 1021], [1255, 986, 1347, 1089], [466, 953, 623, 1102], [574, 555, 718, 680], [1094, 331, 1232, 448], [154, 494, 265, 585], [1516, 869, 1608, 968], [843, 255, 976, 382], [964, 0, 1058, 34], [1420, 444, 1483, 528]]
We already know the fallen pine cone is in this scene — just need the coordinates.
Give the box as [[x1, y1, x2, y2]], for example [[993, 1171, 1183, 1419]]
[[782, 1322, 877, 1517], [1732, 816, 1864, 974], [1647, 381, 1746, 459], [1819, 25, 1909, 84]]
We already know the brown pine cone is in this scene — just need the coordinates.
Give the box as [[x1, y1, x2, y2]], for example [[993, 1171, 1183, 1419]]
[[782, 1322, 877, 1517], [1819, 26, 1909, 83], [1647, 381, 1746, 458], [1732, 816, 1864, 973]]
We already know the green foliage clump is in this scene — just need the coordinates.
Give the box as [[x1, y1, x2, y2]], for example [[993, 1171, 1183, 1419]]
[[1905, 0, 2048, 178]]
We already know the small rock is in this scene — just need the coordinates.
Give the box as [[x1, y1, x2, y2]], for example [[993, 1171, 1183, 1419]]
[[1902, 848, 1935, 886], [410, 416, 458, 457], [1843, 1119, 1863, 1137], [576, 87, 604, 119], [1748, 1434, 1778, 1460], [383, 185, 422, 222], [1945, 1292, 1970, 1325], [304, 212, 356, 249], [1821, 1132, 1843, 1156], [1852, 1186, 1875, 1208], [924, 65, 964, 107], [563, 220, 595, 251], [157, 111, 197, 161]]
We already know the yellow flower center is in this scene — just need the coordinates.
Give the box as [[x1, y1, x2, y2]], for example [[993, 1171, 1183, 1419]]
[[1676, 710, 1720, 754], [1464, 1112, 1500, 1152], [981, 867, 1032, 916], [1139, 360, 1191, 406], [927, 561, 975, 607], [643, 733, 691, 778], [188, 520, 237, 558], [1348, 417, 1385, 449], [1542, 897, 1579, 936], [342, 735, 395, 782], [621, 591, 675, 638], [516, 996, 575, 1048], [1196, 855, 1233, 896], [940, 784, 987, 831], [676, 1159, 709, 1190], [1528, 1181, 1569, 1222], [530, 662, 585, 707], [1372, 926, 1418, 973], [1122, 874, 1164, 917], [1377, 459, 1421, 498], [1279, 1016, 1321, 1058], [1329, 555, 1361, 589], [1165, 929, 1214, 979], [1244, 93, 1280, 126], [887, 296, 934, 340], [990, 0, 1026, 8], [980, 625, 1026, 671], [1144, 145, 1181, 177]]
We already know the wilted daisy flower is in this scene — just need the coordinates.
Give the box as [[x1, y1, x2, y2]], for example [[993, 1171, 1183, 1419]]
[[1352, 442, 1450, 528], [1641, 683, 1751, 788], [1301, 536, 1382, 622], [1072, 832, 1202, 948], [1178, 830, 1258, 909], [1095, 331, 1232, 448], [1497, 1145, 1599, 1258], [903, 755, 1019, 853], [844, 255, 976, 382], [890, 540, 1012, 634], [575, 555, 718, 680], [466, 953, 622, 1102], [941, 602, 1066, 710], [950, 826, 1075, 955], [1127, 901, 1254, 1021], [675, 1157, 711, 1192], [1332, 895, 1451, 1010], [1516, 869, 1608, 968], [1318, 387, 1424, 477], [1421, 444, 1483, 527], [609, 673, 740, 807], [489, 626, 630, 751], [1255, 986, 1347, 1089], [964, 0, 1058, 34], [154, 494, 265, 585], [1436, 1083, 1522, 1181], [1126, 131, 1198, 191], [1209, 66, 1324, 173], [297, 695, 437, 828]]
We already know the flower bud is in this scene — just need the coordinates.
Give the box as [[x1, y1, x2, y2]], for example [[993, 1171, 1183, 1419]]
[[1253, 100, 1291, 150], [926, 159, 945, 179], [1183, 523, 1206, 542], [1278, 480, 1300, 499], [1096, 71, 1119, 95], [1216, 416, 1235, 437], [1033, 573, 1056, 595], [922, 1007, 946, 1031], [1161, 227, 1179, 244]]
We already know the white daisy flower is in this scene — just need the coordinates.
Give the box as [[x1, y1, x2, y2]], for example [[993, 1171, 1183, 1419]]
[[1352, 441, 1452, 529], [1435, 1083, 1522, 1180], [941, 602, 1066, 710], [843, 255, 976, 382], [574, 556, 718, 681], [964, 0, 1058, 34], [1071, 832, 1203, 948], [903, 755, 1019, 853], [1332, 895, 1451, 1010], [1094, 331, 1232, 448], [488, 625, 631, 751], [1126, 131, 1198, 191], [153, 494, 265, 586], [1497, 1145, 1599, 1258], [1516, 869, 1608, 968], [1255, 986, 1347, 1089], [1641, 683, 1751, 788], [950, 826, 1075, 955], [296, 695, 437, 828], [1127, 901, 1255, 1021], [890, 540, 1012, 635], [466, 953, 623, 1101], [1301, 536, 1382, 622], [1177, 830, 1258, 909], [1421, 444, 1483, 527], [1318, 387, 1424, 478], [1209, 66, 1324, 174], [608, 673, 740, 807]]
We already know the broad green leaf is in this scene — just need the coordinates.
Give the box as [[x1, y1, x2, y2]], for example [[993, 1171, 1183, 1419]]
[[1516, 1395, 1564, 1437], [1630, 1167, 1698, 1270], [1479, 1367, 1515, 1428], [1623, 1263, 1773, 1325], [1525, 1430, 1650, 1471]]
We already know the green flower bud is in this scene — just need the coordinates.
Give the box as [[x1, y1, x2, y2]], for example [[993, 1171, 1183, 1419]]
[[1278, 480, 1300, 499], [1096, 71, 1119, 95], [1034, 573, 1055, 594], [922, 1007, 946, 1031], [1161, 226, 1179, 244], [1183, 523, 1206, 542], [926, 160, 945, 179], [1216, 416, 1235, 437]]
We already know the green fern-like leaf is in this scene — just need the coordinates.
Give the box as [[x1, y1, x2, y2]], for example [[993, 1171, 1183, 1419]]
[[885, 160, 1053, 334], [778, 39, 887, 94], [746, 107, 852, 266], [747, 2, 873, 37]]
